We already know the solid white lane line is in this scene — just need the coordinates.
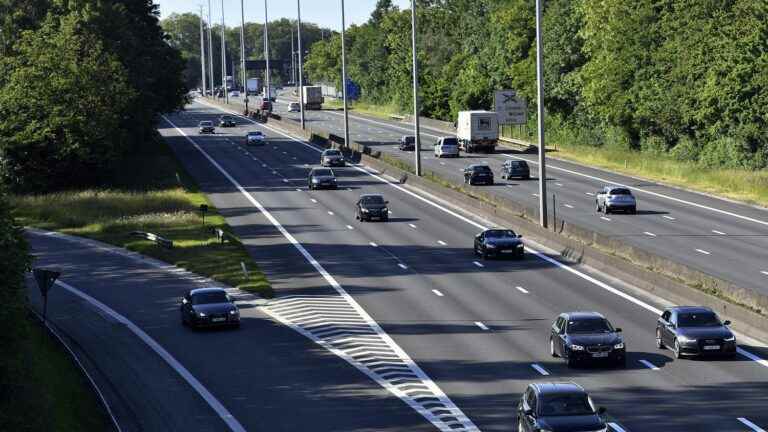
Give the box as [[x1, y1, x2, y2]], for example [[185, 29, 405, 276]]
[[473, 261, 484, 268], [369, 242, 378, 247], [564, 204, 574, 209], [500, 153, 768, 228], [609, 423, 628, 432], [409, 223, 417, 229], [196, 100, 768, 371], [761, 271, 768, 276], [712, 230, 727, 235], [738, 418, 766, 432], [531, 364, 550, 376], [346, 225, 354, 230], [327, 211, 334, 215], [56, 280, 246, 432], [310, 199, 318, 203], [432, 289, 444, 297], [475, 321, 490, 331], [398, 263, 408, 270], [437, 240, 447, 246], [644, 232, 657, 237], [600, 216, 612, 222], [639, 359, 660, 370], [696, 249, 711, 255], [516, 286, 529, 294], [663, 215, 676, 220]]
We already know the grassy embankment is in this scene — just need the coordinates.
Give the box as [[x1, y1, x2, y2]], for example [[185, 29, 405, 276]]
[[327, 99, 768, 207], [12, 136, 272, 297], [323, 98, 404, 120]]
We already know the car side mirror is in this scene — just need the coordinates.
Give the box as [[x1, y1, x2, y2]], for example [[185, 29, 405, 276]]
[[615, 328, 622, 333], [723, 320, 731, 326], [517, 234, 523, 239], [598, 407, 607, 415], [385, 201, 389, 205]]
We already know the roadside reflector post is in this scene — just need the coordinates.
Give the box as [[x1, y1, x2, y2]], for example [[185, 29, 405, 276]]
[[199, 204, 209, 225], [33, 268, 61, 325]]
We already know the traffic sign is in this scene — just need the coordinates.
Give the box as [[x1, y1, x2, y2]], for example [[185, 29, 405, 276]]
[[495, 90, 528, 125], [346, 79, 361, 101], [33, 268, 60, 297]]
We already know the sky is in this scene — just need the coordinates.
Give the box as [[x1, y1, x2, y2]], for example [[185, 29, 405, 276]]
[[156, 0, 411, 30]]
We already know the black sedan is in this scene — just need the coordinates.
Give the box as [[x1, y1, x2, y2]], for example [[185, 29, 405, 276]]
[[550, 311, 626, 367], [219, 115, 236, 127], [198, 120, 215, 134], [180, 288, 240, 329], [355, 194, 389, 222], [463, 164, 494, 185], [517, 382, 607, 432], [399, 135, 416, 151], [501, 160, 530, 180], [474, 229, 524, 259], [308, 168, 337, 190], [656, 306, 736, 358]]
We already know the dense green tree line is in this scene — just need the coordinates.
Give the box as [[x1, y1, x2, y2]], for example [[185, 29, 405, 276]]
[[305, 0, 768, 169], [161, 13, 332, 90], [0, 0, 187, 192]]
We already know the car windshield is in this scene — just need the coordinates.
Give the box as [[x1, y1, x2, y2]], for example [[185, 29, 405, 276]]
[[441, 138, 458, 146], [200, 121, 212, 126], [221, 116, 231, 120], [678, 312, 721, 327], [568, 318, 614, 334], [191, 291, 229, 305], [473, 165, 492, 173], [403, 136, 415, 144], [325, 150, 341, 156], [509, 161, 527, 168], [540, 394, 595, 417], [361, 195, 384, 205], [247, 132, 262, 137], [485, 230, 517, 238], [610, 188, 632, 195], [313, 169, 333, 177]]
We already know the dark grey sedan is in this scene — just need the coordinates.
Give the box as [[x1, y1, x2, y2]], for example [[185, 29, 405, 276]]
[[474, 228, 524, 259], [180, 288, 240, 329], [308, 168, 337, 190], [501, 160, 530, 180], [656, 306, 736, 358]]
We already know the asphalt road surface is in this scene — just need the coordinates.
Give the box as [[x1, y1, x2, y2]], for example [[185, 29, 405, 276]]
[[153, 98, 768, 432], [227, 91, 768, 300]]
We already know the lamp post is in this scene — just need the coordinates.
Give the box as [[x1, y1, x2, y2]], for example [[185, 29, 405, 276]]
[[207, 0, 214, 97], [199, 5, 207, 97], [340, 0, 350, 149], [263, 0, 271, 100], [297, 0, 305, 129], [240, 0, 247, 111], [535, 0, 548, 228], [410, 0, 421, 176], [220, 0, 228, 104]]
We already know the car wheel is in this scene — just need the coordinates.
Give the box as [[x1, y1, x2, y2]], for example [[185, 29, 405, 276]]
[[631, 207, 637, 215], [566, 353, 577, 368], [673, 339, 682, 359], [656, 329, 665, 349], [481, 249, 489, 260], [550, 338, 558, 358], [596, 201, 601, 212], [605, 205, 611, 214], [382, 216, 389, 222], [518, 419, 524, 432], [616, 357, 627, 368]]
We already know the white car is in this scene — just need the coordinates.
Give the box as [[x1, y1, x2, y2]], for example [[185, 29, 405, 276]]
[[288, 102, 301, 112], [230, 90, 240, 97], [434, 137, 460, 158], [245, 131, 265, 146]]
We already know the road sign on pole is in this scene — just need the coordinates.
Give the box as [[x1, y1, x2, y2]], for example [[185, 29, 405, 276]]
[[495, 90, 528, 125], [33, 268, 61, 324]]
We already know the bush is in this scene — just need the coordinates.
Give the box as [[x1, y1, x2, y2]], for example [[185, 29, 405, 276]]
[[669, 136, 700, 162], [640, 135, 668, 155], [699, 136, 761, 170]]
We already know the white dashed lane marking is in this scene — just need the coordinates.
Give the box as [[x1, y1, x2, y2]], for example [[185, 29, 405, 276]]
[[600, 216, 612, 222], [761, 271, 768, 276], [432, 290, 444, 297], [738, 418, 766, 432], [585, 192, 595, 196], [712, 230, 726, 235], [639, 359, 660, 370], [644, 232, 657, 237], [310, 199, 318, 203], [397, 263, 408, 270], [408, 223, 417, 229], [563, 204, 574, 209], [327, 211, 335, 216], [516, 286, 529, 294], [696, 249, 711, 255], [531, 364, 550, 376], [369, 242, 378, 247], [346, 225, 354, 230], [663, 215, 676, 220], [473, 261, 484, 268], [437, 240, 447, 246], [474, 322, 490, 331]]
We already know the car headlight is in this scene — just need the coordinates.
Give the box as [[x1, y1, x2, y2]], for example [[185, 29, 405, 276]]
[[614, 342, 625, 349], [311, 178, 319, 183], [517, 243, 524, 248], [382, 207, 388, 213], [724, 336, 736, 342], [486, 244, 497, 249], [197, 312, 207, 317], [361, 208, 369, 213], [570, 344, 584, 351], [229, 309, 239, 315], [677, 335, 694, 343]]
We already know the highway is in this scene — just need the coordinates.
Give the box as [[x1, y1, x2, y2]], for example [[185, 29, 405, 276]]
[[230, 92, 768, 300], [156, 98, 768, 431]]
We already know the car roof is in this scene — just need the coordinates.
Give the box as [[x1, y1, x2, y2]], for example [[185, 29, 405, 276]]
[[531, 382, 587, 396], [668, 306, 714, 314], [311, 167, 334, 173], [468, 164, 490, 168], [189, 287, 227, 296], [563, 311, 606, 320]]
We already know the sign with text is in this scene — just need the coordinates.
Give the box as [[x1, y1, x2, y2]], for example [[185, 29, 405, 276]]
[[495, 90, 528, 125]]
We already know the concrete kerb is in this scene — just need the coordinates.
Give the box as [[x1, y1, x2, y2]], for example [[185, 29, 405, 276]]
[[203, 97, 768, 339]]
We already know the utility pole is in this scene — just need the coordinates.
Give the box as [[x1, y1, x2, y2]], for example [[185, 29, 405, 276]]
[[207, 0, 214, 97], [290, 26, 295, 85], [410, 0, 421, 176], [263, 0, 271, 100], [240, 0, 247, 111], [220, 0, 228, 104], [297, 0, 305, 129], [340, 0, 350, 149], [199, 5, 207, 96], [535, 0, 548, 228]]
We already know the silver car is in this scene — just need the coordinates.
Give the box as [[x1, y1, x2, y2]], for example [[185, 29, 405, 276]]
[[245, 131, 265, 146], [321, 149, 345, 167], [596, 186, 637, 214]]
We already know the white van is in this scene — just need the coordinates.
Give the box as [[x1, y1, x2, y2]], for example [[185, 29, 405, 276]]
[[434, 137, 460, 158]]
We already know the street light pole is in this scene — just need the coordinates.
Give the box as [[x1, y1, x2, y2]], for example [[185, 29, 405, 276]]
[[220, 0, 228, 104], [263, 0, 271, 100], [199, 5, 207, 97], [297, 0, 305, 129], [535, 0, 548, 228], [410, 0, 421, 176], [240, 0, 247, 112], [340, 0, 350, 149], [207, 0, 214, 97]]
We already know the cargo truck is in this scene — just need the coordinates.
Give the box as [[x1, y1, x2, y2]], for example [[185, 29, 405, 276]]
[[246, 78, 261, 95], [456, 111, 499, 153], [302, 86, 324, 110]]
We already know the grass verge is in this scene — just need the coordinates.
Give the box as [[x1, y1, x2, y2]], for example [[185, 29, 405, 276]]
[[0, 316, 111, 431], [324, 98, 404, 120], [12, 135, 272, 297]]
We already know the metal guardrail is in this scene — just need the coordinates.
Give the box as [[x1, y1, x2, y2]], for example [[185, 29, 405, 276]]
[[130, 231, 173, 249]]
